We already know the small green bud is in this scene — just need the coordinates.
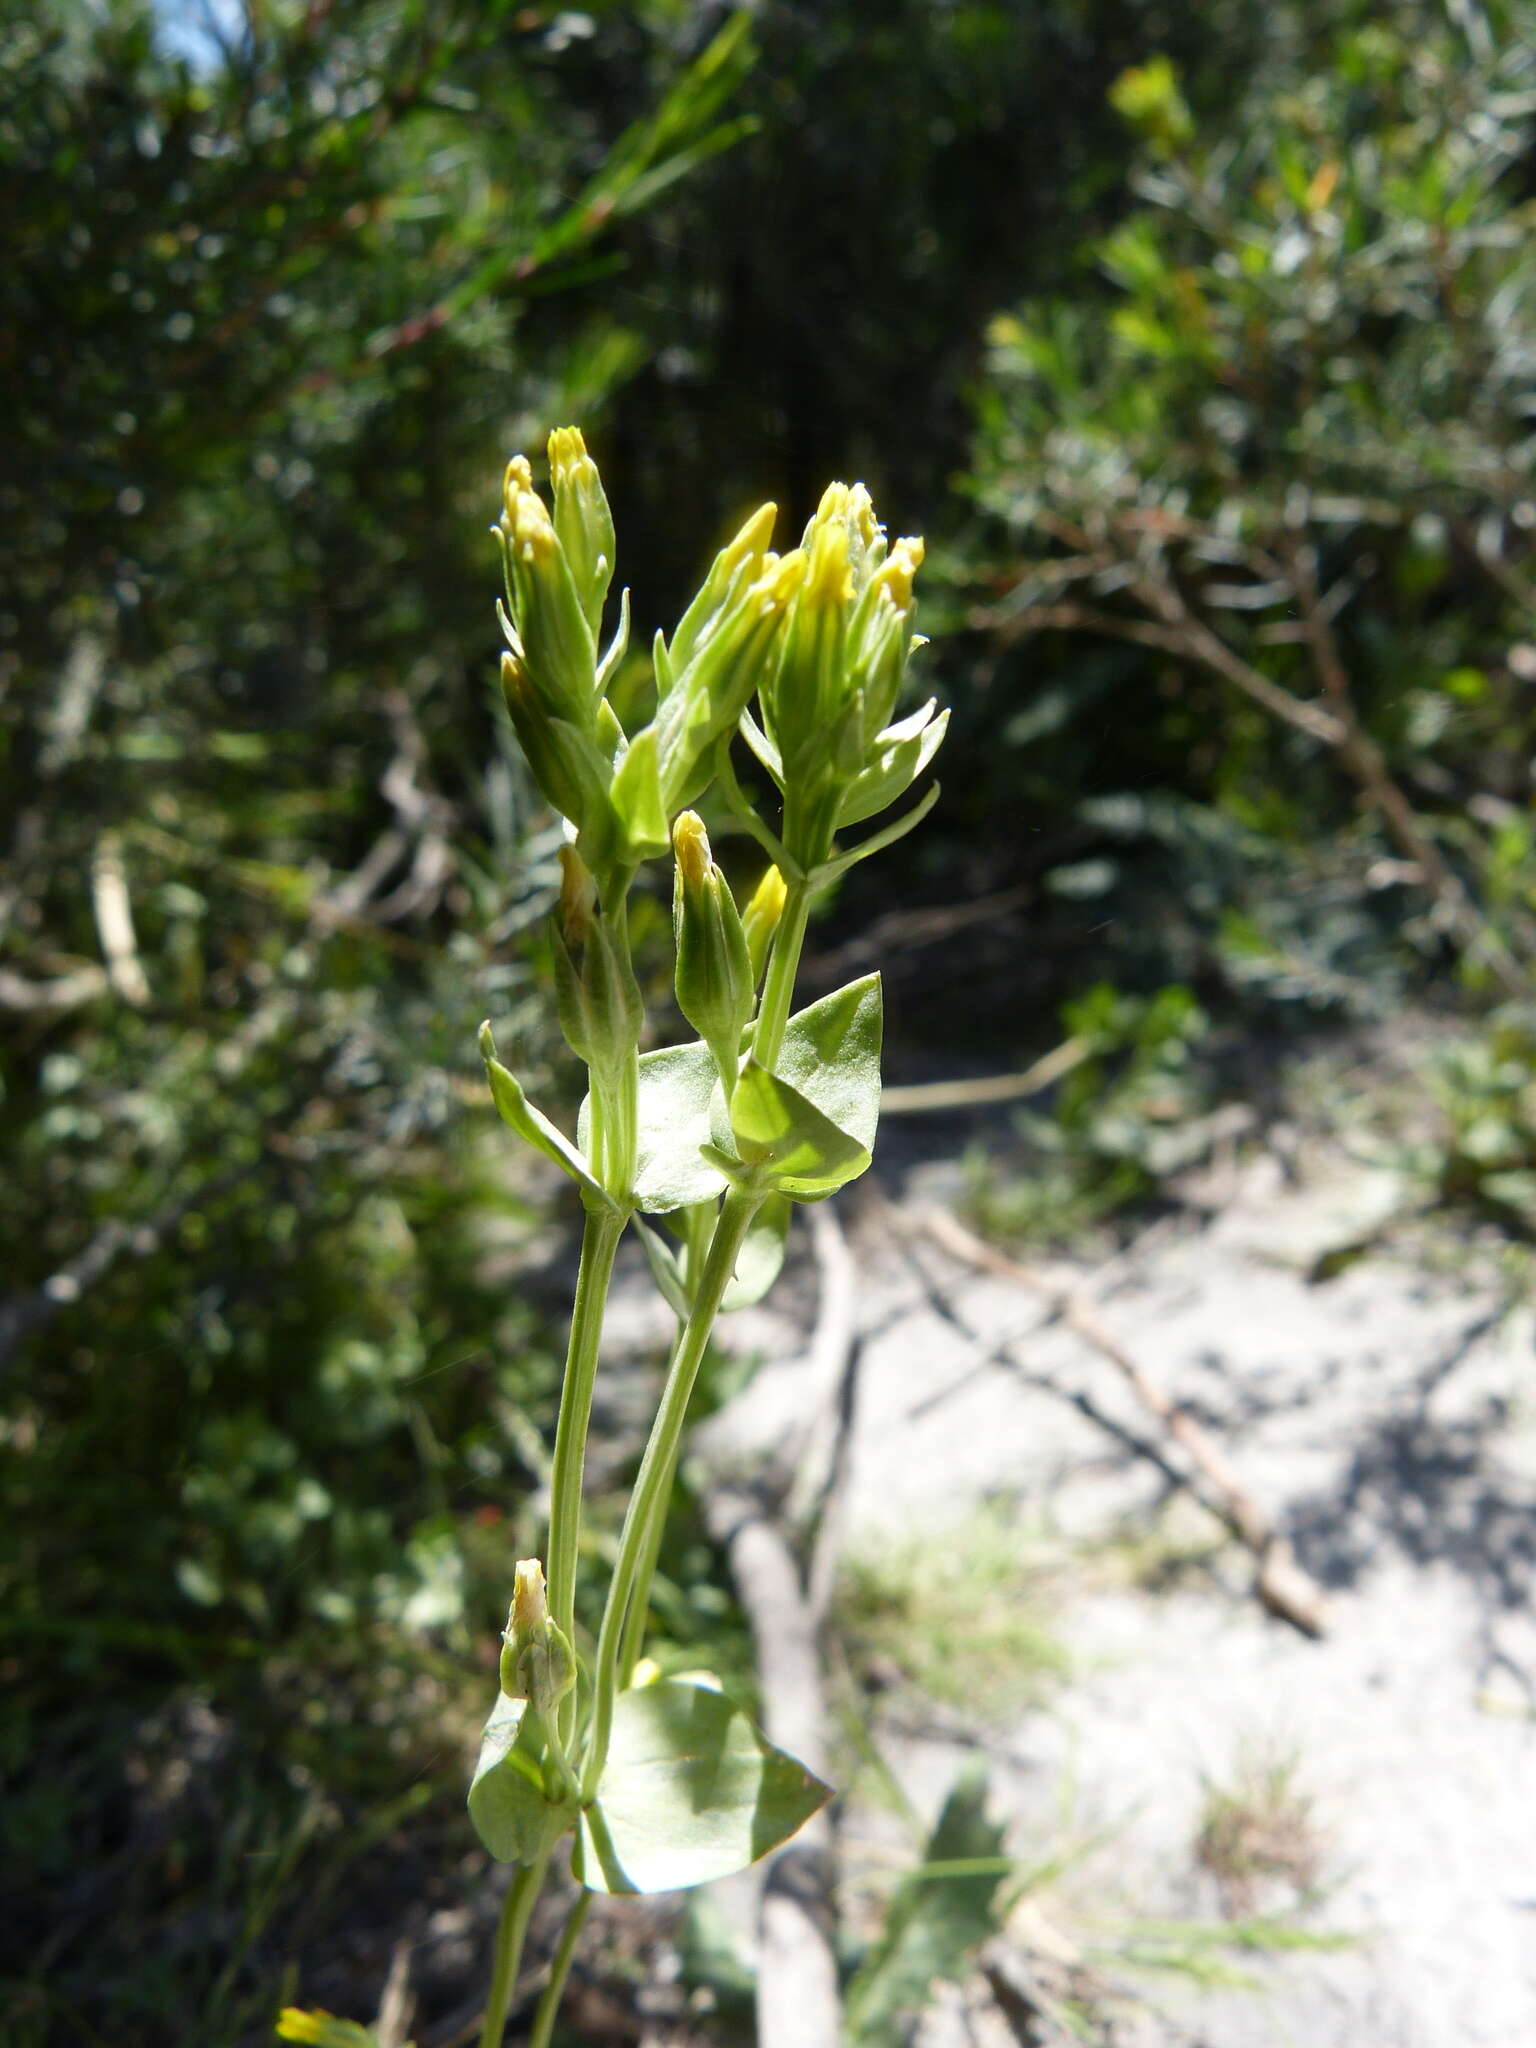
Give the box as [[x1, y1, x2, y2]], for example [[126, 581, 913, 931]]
[[654, 547, 805, 815], [741, 863, 787, 985], [501, 651, 610, 833], [668, 502, 779, 679], [497, 456, 597, 725], [557, 844, 596, 947], [673, 811, 753, 1091], [548, 427, 616, 640], [499, 1559, 576, 1721]]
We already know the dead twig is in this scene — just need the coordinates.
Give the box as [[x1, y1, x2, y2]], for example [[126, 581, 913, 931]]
[[696, 1203, 859, 2048], [881, 1036, 1090, 1118]]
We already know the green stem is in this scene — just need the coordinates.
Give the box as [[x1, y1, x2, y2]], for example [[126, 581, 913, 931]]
[[479, 1850, 551, 2048], [753, 876, 813, 1073], [545, 1205, 627, 1682], [617, 1384, 682, 1686], [527, 1890, 593, 2048], [581, 1186, 763, 1800]]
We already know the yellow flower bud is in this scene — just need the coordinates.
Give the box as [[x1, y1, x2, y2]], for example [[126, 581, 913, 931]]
[[673, 808, 712, 894], [673, 811, 753, 1091], [500, 1558, 576, 1719], [547, 426, 616, 638], [742, 863, 787, 985], [870, 535, 925, 615], [804, 520, 853, 611], [494, 452, 597, 729]]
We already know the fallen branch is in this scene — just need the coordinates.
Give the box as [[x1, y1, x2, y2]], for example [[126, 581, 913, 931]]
[[904, 1203, 1329, 1638], [695, 1204, 859, 2048], [881, 1036, 1090, 1117]]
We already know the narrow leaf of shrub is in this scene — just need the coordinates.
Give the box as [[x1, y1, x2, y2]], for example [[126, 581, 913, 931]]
[[844, 1763, 1009, 2044]]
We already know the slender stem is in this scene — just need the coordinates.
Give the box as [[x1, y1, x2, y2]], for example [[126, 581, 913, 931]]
[[581, 1186, 763, 1800], [527, 1890, 593, 2048], [479, 1850, 551, 2048], [617, 1368, 682, 1686], [545, 1206, 627, 1673], [753, 877, 812, 1073]]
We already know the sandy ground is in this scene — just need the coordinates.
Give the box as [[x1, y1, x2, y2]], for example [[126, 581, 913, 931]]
[[692, 1129, 1536, 2047]]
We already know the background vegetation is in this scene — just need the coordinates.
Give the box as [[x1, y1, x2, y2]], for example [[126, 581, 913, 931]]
[[4, 0, 1533, 2041]]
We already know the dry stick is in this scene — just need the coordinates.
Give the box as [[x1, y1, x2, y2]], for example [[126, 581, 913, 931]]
[[908, 1204, 1330, 1639], [697, 1204, 858, 2048], [880, 1035, 1091, 1118]]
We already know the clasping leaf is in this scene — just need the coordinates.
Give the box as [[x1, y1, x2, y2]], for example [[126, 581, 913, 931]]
[[575, 1676, 831, 1895]]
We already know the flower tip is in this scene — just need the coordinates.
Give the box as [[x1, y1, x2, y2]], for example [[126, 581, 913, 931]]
[[673, 809, 712, 890], [511, 1558, 548, 1635], [547, 424, 589, 471], [805, 522, 853, 607]]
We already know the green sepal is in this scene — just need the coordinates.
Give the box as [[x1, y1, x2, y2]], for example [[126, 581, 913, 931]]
[[837, 701, 949, 830], [737, 705, 784, 789], [481, 1022, 616, 1212], [467, 1691, 580, 1866], [720, 1193, 792, 1310], [815, 782, 941, 888], [595, 586, 632, 695], [502, 696, 610, 838], [607, 723, 670, 862], [580, 1038, 728, 1213], [574, 1676, 831, 1896], [722, 1060, 872, 1199]]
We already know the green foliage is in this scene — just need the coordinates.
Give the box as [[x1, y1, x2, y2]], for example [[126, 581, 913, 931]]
[[965, 0, 1536, 1001], [1422, 1005, 1536, 1230], [966, 983, 1214, 1244]]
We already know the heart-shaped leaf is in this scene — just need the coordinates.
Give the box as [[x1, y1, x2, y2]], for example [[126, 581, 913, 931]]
[[575, 1677, 831, 1896], [467, 1691, 578, 1866], [579, 1039, 729, 1213], [724, 1061, 871, 1199], [773, 972, 884, 1154]]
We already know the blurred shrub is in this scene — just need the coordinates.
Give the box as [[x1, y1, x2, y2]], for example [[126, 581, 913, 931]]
[[964, 980, 1216, 1243], [0, 5, 756, 2036], [963, 0, 1536, 1007]]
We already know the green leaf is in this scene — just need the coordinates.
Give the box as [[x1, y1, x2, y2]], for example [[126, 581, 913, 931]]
[[575, 1677, 831, 1896], [481, 1023, 615, 1211], [844, 1764, 1009, 2044], [581, 1039, 729, 1212], [608, 722, 670, 861], [721, 1193, 792, 1309], [467, 1691, 578, 1866], [724, 1061, 871, 1199], [775, 972, 884, 1153], [634, 1216, 692, 1317]]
